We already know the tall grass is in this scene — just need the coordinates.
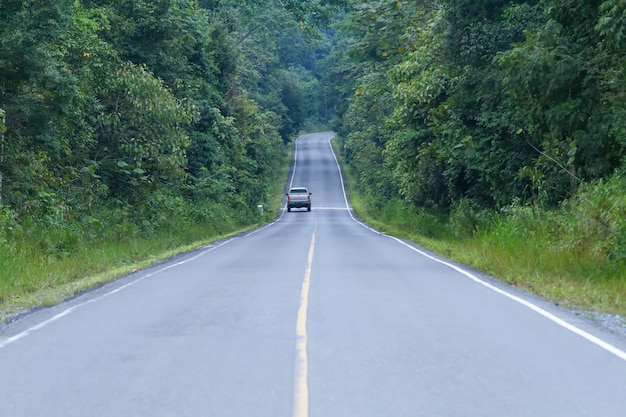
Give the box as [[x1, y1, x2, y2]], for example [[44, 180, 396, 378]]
[[0, 200, 273, 318], [347, 169, 626, 316], [0, 144, 292, 319]]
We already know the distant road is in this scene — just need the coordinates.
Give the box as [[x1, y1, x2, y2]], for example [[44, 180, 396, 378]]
[[1, 132, 626, 416]]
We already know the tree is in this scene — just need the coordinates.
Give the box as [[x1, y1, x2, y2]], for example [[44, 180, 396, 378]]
[[497, 0, 624, 204], [324, 0, 626, 211], [93, 61, 195, 203], [0, 0, 100, 214], [0, 0, 346, 233]]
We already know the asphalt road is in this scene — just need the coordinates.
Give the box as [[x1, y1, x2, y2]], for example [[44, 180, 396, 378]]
[[2, 132, 626, 416]]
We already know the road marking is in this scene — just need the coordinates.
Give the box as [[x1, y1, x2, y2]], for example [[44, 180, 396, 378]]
[[0, 238, 238, 349], [324, 134, 626, 362], [293, 231, 316, 417], [387, 235, 626, 361]]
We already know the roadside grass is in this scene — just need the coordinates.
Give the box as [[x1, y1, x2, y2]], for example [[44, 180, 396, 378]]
[[338, 143, 626, 317], [0, 215, 251, 319], [0, 144, 294, 321], [4, 134, 623, 321]]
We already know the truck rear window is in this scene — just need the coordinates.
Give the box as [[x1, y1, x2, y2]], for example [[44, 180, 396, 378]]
[[290, 188, 308, 193]]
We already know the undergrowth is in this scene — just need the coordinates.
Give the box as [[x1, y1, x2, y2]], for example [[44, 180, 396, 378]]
[[0, 199, 269, 317], [0, 146, 292, 319], [347, 167, 626, 316]]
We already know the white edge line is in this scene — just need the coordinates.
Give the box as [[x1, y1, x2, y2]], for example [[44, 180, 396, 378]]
[[0, 237, 239, 349], [1, 133, 310, 348], [327, 135, 380, 234], [389, 235, 626, 362], [328, 133, 626, 363], [8, 132, 623, 363]]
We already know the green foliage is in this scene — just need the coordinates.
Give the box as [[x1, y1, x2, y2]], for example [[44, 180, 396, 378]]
[[319, 1, 626, 314], [323, 0, 626, 213], [558, 176, 626, 266], [0, 0, 333, 217], [597, 0, 626, 51], [0, 0, 340, 309], [340, 70, 397, 202], [346, 173, 626, 315], [93, 61, 194, 202]]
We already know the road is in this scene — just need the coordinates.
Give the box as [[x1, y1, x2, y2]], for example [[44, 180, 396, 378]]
[[1, 131, 626, 416]]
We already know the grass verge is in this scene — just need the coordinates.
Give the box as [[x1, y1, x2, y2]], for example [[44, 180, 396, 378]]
[[335, 139, 626, 317], [0, 218, 256, 321], [0, 142, 295, 322]]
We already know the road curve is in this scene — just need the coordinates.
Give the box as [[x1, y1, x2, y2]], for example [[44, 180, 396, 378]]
[[1, 132, 626, 417]]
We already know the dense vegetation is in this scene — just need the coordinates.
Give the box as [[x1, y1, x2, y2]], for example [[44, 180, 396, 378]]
[[2, 0, 626, 316], [0, 0, 344, 312], [323, 0, 626, 314], [328, 0, 626, 211]]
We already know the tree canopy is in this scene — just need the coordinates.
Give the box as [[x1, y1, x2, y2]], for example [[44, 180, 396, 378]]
[[0, 0, 344, 231], [3, 0, 626, 241], [324, 0, 626, 212]]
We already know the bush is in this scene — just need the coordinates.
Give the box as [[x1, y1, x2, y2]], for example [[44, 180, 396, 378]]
[[559, 176, 626, 266], [448, 199, 492, 240]]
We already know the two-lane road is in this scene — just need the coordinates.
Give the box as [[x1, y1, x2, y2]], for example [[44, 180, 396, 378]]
[[1, 132, 626, 416]]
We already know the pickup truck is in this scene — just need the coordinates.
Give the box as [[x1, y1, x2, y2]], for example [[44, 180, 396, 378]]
[[286, 187, 312, 212]]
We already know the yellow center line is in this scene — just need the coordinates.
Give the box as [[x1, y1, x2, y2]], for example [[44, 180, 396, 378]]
[[293, 231, 316, 417]]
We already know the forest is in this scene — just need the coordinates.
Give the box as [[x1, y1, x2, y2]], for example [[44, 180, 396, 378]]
[[2, 0, 626, 314], [329, 0, 626, 212], [0, 0, 345, 224], [325, 0, 626, 314], [0, 0, 345, 308]]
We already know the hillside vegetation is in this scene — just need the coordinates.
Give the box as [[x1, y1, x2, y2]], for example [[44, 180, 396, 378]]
[[0, 0, 344, 315], [2, 0, 626, 317], [324, 0, 626, 315]]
